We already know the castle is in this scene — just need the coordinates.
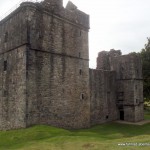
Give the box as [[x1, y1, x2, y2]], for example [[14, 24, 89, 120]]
[[0, 0, 144, 130]]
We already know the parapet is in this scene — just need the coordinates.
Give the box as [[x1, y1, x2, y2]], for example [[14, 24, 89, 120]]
[[109, 49, 122, 57], [0, 0, 89, 30], [42, 0, 63, 8], [97, 49, 142, 79], [111, 53, 143, 79], [39, 0, 90, 29], [97, 49, 122, 70], [98, 49, 122, 58], [0, 0, 89, 53]]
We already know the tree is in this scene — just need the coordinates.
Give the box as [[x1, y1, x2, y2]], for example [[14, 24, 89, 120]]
[[140, 38, 150, 100]]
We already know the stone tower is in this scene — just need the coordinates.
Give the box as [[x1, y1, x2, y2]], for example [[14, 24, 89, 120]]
[[92, 50, 144, 123], [0, 0, 90, 130], [110, 53, 144, 122]]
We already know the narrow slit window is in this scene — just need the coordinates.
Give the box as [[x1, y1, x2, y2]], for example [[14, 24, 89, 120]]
[[79, 52, 81, 58], [4, 60, 7, 71], [79, 69, 82, 75], [80, 93, 84, 100], [80, 30, 82, 36], [62, 88, 64, 93], [3, 90, 7, 97], [106, 115, 109, 119], [135, 85, 137, 90], [4, 32, 8, 43], [82, 93, 84, 99]]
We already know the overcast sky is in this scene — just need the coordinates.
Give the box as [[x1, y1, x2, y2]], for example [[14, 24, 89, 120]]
[[0, 0, 150, 68]]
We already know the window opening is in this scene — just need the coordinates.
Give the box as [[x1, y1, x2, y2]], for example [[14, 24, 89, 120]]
[[4, 60, 7, 71]]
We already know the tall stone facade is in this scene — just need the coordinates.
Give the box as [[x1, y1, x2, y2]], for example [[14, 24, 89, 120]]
[[0, 0, 90, 130], [90, 49, 144, 125], [0, 0, 143, 130]]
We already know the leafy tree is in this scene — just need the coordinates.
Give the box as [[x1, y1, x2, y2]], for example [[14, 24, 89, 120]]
[[140, 38, 150, 100]]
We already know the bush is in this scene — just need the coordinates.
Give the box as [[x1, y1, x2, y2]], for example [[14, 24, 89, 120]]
[[144, 99, 150, 110]]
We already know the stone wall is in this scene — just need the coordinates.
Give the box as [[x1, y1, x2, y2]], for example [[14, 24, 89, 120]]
[[110, 54, 142, 80], [0, 5, 28, 130], [0, 0, 90, 130], [0, 46, 26, 130], [0, 6, 27, 53], [90, 69, 118, 125], [0, 0, 144, 130], [25, 0, 90, 129], [116, 80, 143, 105], [97, 49, 121, 70], [112, 54, 144, 122], [95, 50, 144, 122], [124, 103, 144, 122], [26, 50, 90, 129]]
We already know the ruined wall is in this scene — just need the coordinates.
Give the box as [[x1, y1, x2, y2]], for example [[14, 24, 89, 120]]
[[0, 6, 27, 53], [97, 49, 121, 70], [134, 104, 144, 122], [112, 54, 144, 122], [110, 54, 142, 80], [0, 0, 144, 131], [26, 50, 90, 128], [117, 80, 143, 122], [124, 104, 144, 122], [96, 50, 144, 122], [0, 0, 90, 130], [96, 51, 110, 70], [25, 1, 90, 129], [0, 6, 28, 130], [116, 80, 143, 106], [0, 46, 26, 130], [90, 69, 118, 125]]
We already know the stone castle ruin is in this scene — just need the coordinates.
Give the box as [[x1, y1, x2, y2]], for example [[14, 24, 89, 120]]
[[0, 0, 144, 130], [90, 50, 143, 125]]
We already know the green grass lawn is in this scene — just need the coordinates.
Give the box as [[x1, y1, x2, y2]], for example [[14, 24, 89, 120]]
[[144, 108, 150, 120], [0, 110, 150, 150]]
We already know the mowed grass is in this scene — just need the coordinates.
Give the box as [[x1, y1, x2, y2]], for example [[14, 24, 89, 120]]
[[0, 110, 150, 150], [144, 108, 150, 120]]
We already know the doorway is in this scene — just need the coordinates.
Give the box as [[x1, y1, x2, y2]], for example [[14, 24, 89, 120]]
[[120, 111, 124, 120]]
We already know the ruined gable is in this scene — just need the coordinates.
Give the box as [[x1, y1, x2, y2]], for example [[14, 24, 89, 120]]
[[66, 1, 77, 11]]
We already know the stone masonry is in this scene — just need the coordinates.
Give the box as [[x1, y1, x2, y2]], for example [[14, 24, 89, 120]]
[[0, 0, 144, 130], [90, 49, 144, 125]]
